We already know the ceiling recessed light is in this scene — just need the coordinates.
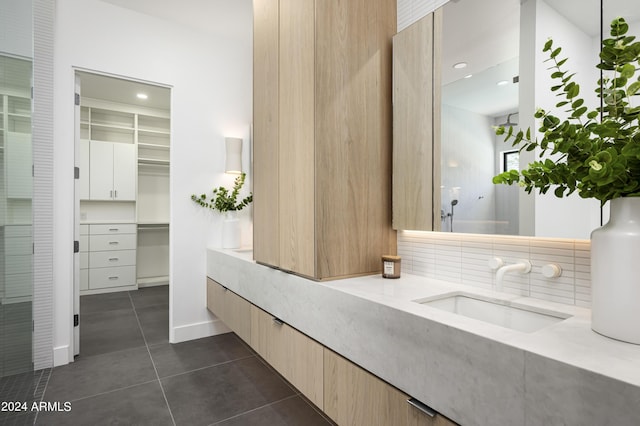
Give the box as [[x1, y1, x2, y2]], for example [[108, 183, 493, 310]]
[[453, 62, 468, 69], [496, 80, 509, 86], [136, 93, 148, 100], [464, 74, 473, 79]]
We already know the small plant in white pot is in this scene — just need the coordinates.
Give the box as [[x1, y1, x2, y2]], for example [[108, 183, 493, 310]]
[[191, 172, 253, 249], [493, 18, 640, 344]]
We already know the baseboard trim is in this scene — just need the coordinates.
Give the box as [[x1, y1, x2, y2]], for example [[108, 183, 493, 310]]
[[170, 319, 231, 344], [53, 345, 71, 367]]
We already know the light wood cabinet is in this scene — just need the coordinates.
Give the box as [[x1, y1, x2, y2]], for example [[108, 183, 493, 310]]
[[324, 349, 457, 426], [88, 141, 136, 201], [392, 11, 442, 231], [206, 278, 251, 344], [253, 0, 397, 280], [250, 305, 324, 409]]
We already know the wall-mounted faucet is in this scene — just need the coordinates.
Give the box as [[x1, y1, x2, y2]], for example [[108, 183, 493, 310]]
[[488, 257, 531, 292]]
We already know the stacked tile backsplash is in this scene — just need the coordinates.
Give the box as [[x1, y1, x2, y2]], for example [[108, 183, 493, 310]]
[[398, 231, 591, 308]]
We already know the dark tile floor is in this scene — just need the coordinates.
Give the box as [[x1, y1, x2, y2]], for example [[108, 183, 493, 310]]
[[32, 285, 332, 426]]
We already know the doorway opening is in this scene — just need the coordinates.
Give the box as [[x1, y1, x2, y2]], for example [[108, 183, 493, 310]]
[[74, 71, 171, 357]]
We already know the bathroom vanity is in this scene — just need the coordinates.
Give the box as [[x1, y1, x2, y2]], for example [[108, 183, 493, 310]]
[[207, 248, 640, 426]]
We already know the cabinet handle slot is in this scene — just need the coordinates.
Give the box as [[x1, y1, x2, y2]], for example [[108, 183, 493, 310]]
[[108, 276, 119, 280], [407, 398, 436, 418], [110, 190, 113, 198], [108, 228, 119, 231], [108, 241, 119, 245], [108, 258, 119, 261], [114, 190, 118, 198], [272, 317, 284, 326]]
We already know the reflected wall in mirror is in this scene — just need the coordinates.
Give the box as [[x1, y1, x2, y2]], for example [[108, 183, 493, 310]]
[[435, 0, 636, 238]]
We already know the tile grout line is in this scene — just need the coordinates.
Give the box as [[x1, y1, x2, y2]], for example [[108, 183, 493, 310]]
[[207, 394, 300, 426], [159, 354, 257, 381], [127, 291, 177, 426]]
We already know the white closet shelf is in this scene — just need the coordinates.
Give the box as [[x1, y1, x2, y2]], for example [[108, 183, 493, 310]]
[[138, 142, 170, 150], [90, 122, 135, 131], [138, 157, 169, 165], [138, 128, 170, 135]]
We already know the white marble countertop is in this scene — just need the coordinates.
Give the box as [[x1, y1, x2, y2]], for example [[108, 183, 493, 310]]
[[208, 248, 640, 425]]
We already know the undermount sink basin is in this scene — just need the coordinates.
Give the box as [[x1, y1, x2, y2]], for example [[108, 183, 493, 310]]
[[416, 293, 571, 333]]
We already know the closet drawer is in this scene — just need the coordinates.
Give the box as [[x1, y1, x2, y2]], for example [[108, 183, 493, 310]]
[[89, 234, 136, 251], [80, 252, 89, 269], [90, 250, 136, 268], [89, 223, 137, 235], [89, 265, 136, 289]]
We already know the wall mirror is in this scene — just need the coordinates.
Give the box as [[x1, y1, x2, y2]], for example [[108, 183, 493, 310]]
[[430, 0, 638, 238]]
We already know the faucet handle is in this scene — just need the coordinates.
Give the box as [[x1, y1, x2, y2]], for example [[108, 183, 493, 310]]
[[488, 257, 504, 270], [542, 263, 562, 278]]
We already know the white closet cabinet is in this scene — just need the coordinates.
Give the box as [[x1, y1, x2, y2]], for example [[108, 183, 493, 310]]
[[88, 141, 136, 201]]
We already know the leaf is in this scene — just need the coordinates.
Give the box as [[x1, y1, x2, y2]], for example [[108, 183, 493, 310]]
[[551, 47, 562, 58], [543, 39, 553, 52], [628, 81, 640, 96]]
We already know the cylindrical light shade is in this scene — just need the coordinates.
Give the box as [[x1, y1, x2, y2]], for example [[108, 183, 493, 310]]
[[225, 137, 243, 174]]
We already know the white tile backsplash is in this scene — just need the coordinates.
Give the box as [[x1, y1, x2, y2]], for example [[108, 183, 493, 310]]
[[398, 231, 591, 307]]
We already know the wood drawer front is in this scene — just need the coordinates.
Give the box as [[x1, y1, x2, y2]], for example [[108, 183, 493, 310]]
[[206, 278, 251, 344], [89, 223, 137, 235], [89, 234, 136, 251], [251, 305, 324, 409], [80, 252, 89, 269], [89, 265, 136, 289], [90, 250, 136, 268], [80, 269, 89, 291]]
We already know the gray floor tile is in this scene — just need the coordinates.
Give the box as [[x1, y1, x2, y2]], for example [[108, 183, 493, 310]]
[[80, 308, 145, 357], [162, 356, 295, 426], [129, 285, 169, 309], [37, 381, 173, 426], [150, 333, 253, 378], [80, 290, 132, 314], [213, 395, 332, 426], [136, 304, 169, 346], [43, 347, 156, 402]]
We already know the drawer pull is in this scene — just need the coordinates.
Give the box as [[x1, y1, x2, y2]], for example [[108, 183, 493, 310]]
[[108, 228, 119, 232], [108, 276, 119, 280], [272, 317, 284, 326], [407, 398, 436, 418], [108, 241, 119, 245], [108, 257, 119, 261]]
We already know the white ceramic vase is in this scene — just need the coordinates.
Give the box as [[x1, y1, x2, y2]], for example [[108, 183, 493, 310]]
[[222, 210, 241, 249], [591, 197, 640, 344]]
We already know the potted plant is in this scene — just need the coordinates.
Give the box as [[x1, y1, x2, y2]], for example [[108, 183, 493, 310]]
[[493, 18, 640, 344], [191, 172, 253, 248]]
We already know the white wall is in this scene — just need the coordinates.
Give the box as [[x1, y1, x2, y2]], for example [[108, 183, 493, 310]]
[[441, 105, 496, 234], [0, 0, 32, 57], [53, 0, 253, 364]]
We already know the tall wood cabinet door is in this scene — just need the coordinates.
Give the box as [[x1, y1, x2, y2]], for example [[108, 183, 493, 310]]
[[112, 143, 136, 201], [392, 10, 442, 231], [89, 140, 114, 200], [278, 0, 316, 277], [314, 0, 397, 279], [253, 0, 280, 268]]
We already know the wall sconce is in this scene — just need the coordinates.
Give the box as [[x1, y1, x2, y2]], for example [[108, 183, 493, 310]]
[[225, 137, 243, 174]]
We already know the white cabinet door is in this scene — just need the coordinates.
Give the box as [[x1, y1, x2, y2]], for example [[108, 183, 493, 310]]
[[89, 140, 114, 200], [113, 143, 136, 201], [79, 139, 90, 200], [88, 141, 136, 201]]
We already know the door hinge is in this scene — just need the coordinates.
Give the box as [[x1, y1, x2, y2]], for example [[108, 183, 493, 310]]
[[74, 167, 80, 179], [74, 240, 80, 253], [75, 92, 80, 106], [74, 314, 79, 327]]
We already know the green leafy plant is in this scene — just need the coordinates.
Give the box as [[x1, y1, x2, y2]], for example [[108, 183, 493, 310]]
[[493, 17, 640, 205], [191, 172, 253, 212]]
